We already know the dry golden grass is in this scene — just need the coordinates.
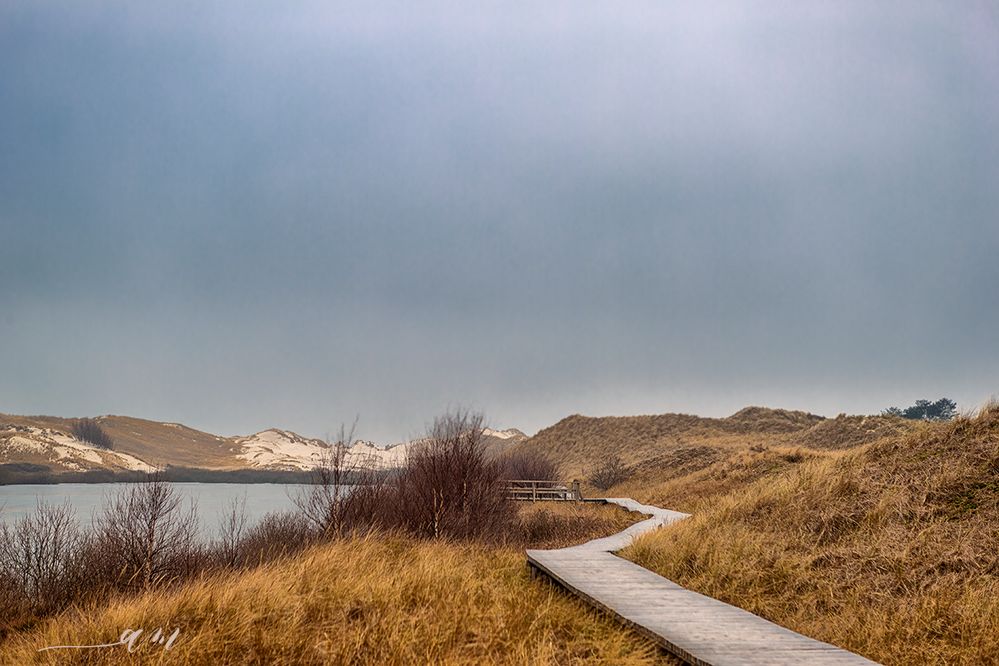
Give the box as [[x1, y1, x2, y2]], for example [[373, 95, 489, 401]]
[[622, 405, 999, 665], [511, 500, 644, 548], [518, 406, 916, 486], [0, 504, 672, 666], [615, 445, 840, 513]]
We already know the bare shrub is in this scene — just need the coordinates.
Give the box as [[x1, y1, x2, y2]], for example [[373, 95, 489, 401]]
[[71, 417, 114, 450], [93, 478, 200, 590], [0, 500, 82, 614], [390, 410, 514, 540], [236, 511, 312, 565], [498, 448, 560, 482], [340, 472, 393, 533], [215, 495, 248, 568], [588, 455, 629, 491], [293, 422, 388, 539]]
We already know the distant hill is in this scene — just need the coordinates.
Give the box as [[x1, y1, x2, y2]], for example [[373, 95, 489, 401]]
[[1, 414, 245, 473], [0, 418, 157, 474], [516, 407, 918, 481], [793, 413, 917, 449], [0, 413, 527, 476], [3, 402, 908, 482]]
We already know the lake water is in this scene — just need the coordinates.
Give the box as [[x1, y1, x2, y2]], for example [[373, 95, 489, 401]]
[[0, 483, 312, 540]]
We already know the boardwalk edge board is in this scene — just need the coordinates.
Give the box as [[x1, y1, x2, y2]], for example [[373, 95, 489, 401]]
[[526, 498, 880, 666]]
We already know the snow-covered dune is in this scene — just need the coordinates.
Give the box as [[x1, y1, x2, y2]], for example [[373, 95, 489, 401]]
[[483, 427, 527, 440], [0, 413, 527, 474], [233, 429, 327, 471], [0, 424, 157, 472], [233, 430, 411, 471]]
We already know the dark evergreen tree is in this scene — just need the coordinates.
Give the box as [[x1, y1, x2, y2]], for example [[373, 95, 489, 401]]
[[71, 418, 115, 449], [930, 398, 957, 420], [883, 398, 957, 421]]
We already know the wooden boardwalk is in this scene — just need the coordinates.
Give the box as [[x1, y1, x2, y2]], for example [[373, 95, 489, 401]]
[[527, 498, 879, 666]]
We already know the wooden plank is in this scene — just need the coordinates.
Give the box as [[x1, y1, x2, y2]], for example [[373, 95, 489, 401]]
[[527, 497, 879, 666]]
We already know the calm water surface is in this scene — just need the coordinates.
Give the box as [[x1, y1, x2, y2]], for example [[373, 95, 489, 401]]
[[0, 483, 311, 539]]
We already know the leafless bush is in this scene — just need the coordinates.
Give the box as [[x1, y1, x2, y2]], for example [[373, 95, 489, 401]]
[[215, 495, 248, 568], [588, 455, 629, 490], [389, 410, 514, 540], [288, 412, 521, 541], [0, 477, 364, 632], [293, 422, 388, 538], [236, 511, 312, 564], [0, 500, 82, 614], [71, 417, 114, 450], [210, 498, 301, 570], [498, 448, 560, 482], [93, 478, 201, 590]]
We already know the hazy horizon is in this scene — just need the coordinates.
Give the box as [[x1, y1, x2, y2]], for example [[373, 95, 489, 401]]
[[2, 2, 997, 442]]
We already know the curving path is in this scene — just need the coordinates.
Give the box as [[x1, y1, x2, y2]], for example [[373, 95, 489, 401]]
[[527, 498, 879, 666]]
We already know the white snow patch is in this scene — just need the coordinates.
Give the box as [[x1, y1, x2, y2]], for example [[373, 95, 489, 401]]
[[234, 430, 412, 471], [234, 429, 327, 471], [5, 435, 49, 455], [0, 425, 157, 472], [483, 428, 524, 440]]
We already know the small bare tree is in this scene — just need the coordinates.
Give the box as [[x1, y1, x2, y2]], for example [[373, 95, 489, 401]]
[[498, 449, 560, 482], [588, 455, 629, 491], [215, 494, 248, 568], [293, 421, 378, 538], [94, 478, 199, 590], [0, 500, 81, 612]]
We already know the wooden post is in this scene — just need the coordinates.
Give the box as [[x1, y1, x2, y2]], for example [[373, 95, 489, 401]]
[[532, 481, 537, 502], [572, 479, 581, 501]]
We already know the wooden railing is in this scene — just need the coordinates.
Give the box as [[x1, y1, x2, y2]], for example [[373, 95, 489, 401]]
[[504, 479, 582, 502]]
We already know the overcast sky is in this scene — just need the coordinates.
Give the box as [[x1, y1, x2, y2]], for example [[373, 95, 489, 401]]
[[1, 2, 997, 441]]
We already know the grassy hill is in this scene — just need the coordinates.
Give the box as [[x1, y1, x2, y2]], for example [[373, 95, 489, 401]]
[[91, 416, 240, 468], [620, 405, 999, 664], [0, 413, 244, 471], [517, 406, 916, 484]]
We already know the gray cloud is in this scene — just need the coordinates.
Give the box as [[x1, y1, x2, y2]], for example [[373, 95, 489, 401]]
[[1, 2, 997, 440]]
